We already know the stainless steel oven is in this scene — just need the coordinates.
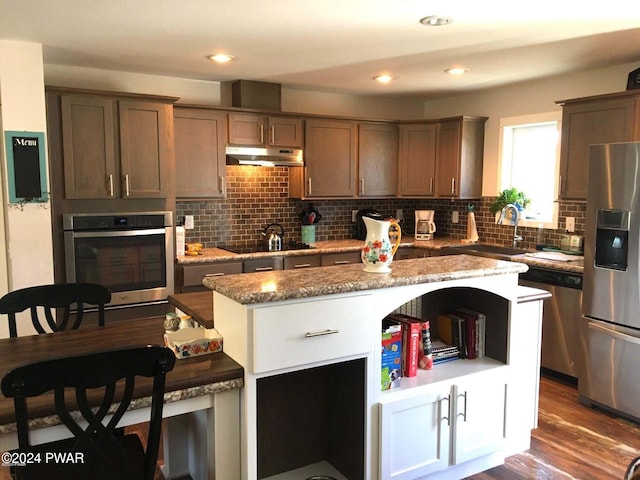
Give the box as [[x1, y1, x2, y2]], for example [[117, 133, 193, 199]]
[[63, 212, 174, 308]]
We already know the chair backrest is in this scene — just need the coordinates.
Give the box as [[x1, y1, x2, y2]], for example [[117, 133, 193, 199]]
[[0, 283, 112, 337], [1, 345, 176, 480]]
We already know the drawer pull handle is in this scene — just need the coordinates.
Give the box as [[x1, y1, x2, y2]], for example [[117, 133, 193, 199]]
[[204, 272, 225, 278], [333, 260, 350, 265], [305, 328, 339, 338], [294, 263, 312, 268], [254, 267, 273, 271]]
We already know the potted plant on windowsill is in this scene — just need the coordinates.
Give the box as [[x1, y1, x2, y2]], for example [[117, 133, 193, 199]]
[[490, 188, 530, 224]]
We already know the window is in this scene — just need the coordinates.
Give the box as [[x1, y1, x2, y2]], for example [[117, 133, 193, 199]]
[[498, 112, 561, 229]]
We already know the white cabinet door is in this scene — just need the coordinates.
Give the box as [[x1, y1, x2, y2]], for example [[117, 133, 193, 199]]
[[452, 369, 507, 465], [379, 385, 451, 480]]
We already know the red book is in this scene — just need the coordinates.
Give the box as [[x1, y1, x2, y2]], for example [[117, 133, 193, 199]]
[[387, 314, 422, 377], [454, 309, 478, 360]]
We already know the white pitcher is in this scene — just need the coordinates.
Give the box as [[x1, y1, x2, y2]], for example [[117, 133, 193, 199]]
[[361, 216, 402, 273]]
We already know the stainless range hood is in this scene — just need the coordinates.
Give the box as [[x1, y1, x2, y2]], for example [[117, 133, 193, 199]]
[[225, 146, 303, 167]]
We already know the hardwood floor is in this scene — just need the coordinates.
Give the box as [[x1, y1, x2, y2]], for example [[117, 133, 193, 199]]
[[4, 373, 632, 480], [467, 374, 640, 480]]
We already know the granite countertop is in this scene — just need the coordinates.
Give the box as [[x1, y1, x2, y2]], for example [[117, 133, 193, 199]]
[[203, 254, 527, 305], [177, 236, 584, 274], [177, 236, 469, 264], [509, 254, 583, 274]]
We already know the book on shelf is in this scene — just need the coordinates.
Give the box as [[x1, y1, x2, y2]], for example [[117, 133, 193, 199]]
[[381, 320, 402, 390], [454, 308, 486, 359], [386, 314, 422, 377], [429, 338, 460, 364], [433, 355, 460, 365]]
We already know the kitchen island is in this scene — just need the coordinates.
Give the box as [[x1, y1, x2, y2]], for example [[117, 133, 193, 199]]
[[204, 255, 547, 480]]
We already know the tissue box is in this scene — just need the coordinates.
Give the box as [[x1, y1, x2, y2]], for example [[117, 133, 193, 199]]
[[164, 327, 223, 358]]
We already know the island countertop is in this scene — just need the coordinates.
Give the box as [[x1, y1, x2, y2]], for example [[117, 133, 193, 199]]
[[203, 254, 528, 305]]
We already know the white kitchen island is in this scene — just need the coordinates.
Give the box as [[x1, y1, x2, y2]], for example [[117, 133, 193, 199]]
[[204, 254, 548, 480]]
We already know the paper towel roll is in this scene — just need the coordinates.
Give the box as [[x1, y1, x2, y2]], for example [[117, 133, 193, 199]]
[[467, 212, 479, 242]]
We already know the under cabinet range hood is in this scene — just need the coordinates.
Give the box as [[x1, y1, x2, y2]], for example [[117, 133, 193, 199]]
[[225, 146, 303, 167]]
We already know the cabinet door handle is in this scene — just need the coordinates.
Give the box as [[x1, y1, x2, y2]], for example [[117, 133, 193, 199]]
[[360, 178, 365, 194], [429, 177, 434, 194], [270, 125, 275, 144], [305, 328, 339, 338], [108, 174, 114, 197], [254, 266, 273, 272], [259, 124, 264, 144], [293, 263, 312, 268], [218, 176, 226, 196], [123, 174, 130, 197], [451, 177, 456, 195], [307, 177, 312, 195], [457, 391, 468, 422], [439, 395, 451, 426]]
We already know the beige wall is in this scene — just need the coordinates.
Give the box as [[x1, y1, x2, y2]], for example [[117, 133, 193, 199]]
[[0, 40, 55, 337], [44, 64, 425, 120], [423, 61, 640, 196]]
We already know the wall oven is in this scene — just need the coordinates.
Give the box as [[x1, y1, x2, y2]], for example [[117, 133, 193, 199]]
[[63, 212, 174, 308]]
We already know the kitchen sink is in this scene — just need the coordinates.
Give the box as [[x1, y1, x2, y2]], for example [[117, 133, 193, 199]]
[[447, 243, 531, 261]]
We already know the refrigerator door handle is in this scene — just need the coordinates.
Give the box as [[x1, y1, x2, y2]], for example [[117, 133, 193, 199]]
[[588, 320, 640, 345]]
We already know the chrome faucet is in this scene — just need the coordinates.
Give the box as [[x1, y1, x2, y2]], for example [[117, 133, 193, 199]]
[[498, 204, 523, 247]]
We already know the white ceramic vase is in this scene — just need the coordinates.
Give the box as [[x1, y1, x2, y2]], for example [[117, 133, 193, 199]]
[[361, 216, 402, 273]]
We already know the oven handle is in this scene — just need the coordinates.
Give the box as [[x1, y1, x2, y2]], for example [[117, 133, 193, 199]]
[[65, 228, 168, 238]]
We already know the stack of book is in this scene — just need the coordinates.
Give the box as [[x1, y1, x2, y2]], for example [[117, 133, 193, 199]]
[[430, 339, 461, 364], [437, 308, 486, 360]]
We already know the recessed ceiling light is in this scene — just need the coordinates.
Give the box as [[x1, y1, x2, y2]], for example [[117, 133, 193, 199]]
[[373, 74, 396, 83], [208, 54, 236, 63], [419, 16, 452, 26], [445, 67, 469, 75]]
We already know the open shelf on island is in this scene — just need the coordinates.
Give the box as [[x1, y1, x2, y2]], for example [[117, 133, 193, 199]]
[[257, 358, 366, 480], [382, 286, 511, 394]]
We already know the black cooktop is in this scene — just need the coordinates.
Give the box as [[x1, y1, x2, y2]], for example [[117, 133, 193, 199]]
[[220, 241, 315, 254]]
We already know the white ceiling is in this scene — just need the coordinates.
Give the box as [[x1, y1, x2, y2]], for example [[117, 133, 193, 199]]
[[2, 0, 640, 99]]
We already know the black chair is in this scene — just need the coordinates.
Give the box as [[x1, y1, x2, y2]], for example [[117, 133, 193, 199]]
[[1, 345, 176, 480], [0, 283, 111, 337]]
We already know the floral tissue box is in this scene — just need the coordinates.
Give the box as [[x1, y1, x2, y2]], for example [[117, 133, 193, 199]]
[[164, 327, 223, 358]]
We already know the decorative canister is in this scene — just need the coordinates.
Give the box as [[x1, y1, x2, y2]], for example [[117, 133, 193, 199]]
[[301, 225, 316, 244], [164, 312, 180, 332], [361, 216, 402, 273]]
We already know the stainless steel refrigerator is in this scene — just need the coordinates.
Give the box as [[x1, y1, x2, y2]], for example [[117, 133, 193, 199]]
[[581, 141, 640, 421]]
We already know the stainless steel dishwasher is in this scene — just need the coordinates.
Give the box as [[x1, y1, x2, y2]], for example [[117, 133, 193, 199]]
[[519, 267, 585, 380]]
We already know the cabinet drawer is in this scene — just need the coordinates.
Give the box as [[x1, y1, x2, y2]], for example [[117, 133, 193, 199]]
[[244, 257, 283, 273], [321, 252, 361, 266], [253, 295, 373, 373], [283, 254, 320, 270], [182, 262, 243, 287]]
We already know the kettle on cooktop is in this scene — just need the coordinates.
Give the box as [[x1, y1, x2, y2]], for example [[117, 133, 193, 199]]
[[261, 223, 285, 251]]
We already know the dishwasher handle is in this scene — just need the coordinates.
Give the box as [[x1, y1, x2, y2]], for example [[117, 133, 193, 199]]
[[588, 319, 640, 346]]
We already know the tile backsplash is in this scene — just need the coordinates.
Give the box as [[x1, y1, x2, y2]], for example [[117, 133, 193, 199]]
[[177, 166, 585, 251]]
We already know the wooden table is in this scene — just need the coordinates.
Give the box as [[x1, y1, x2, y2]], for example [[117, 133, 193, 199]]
[[168, 292, 214, 328], [0, 316, 243, 480]]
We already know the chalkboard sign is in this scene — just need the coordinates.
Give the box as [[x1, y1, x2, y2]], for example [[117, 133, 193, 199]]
[[4, 131, 48, 203]]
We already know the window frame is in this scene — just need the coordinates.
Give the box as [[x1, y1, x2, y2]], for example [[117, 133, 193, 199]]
[[497, 111, 562, 230]]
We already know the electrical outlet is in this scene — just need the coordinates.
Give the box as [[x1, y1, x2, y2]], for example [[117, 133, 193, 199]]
[[566, 216, 575, 233], [184, 215, 194, 229], [352, 210, 358, 222], [452, 211, 459, 224], [396, 209, 403, 221]]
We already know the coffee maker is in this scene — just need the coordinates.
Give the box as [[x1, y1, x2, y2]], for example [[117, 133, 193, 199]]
[[415, 210, 436, 240]]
